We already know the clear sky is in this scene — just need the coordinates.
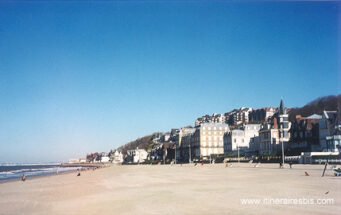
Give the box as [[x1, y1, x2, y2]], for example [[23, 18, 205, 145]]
[[0, 1, 339, 163]]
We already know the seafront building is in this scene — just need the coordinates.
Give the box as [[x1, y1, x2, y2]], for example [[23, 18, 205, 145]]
[[126, 148, 148, 163], [258, 124, 280, 155], [105, 98, 341, 164], [224, 124, 261, 155], [258, 100, 291, 156], [326, 127, 341, 152], [111, 150, 124, 164], [190, 123, 230, 161], [177, 127, 196, 162], [319, 110, 339, 151], [224, 129, 245, 153], [288, 114, 321, 154]]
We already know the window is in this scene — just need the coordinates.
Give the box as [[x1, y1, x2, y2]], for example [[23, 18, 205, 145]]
[[284, 131, 289, 138]]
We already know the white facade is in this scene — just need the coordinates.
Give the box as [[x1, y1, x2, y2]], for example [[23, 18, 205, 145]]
[[133, 149, 148, 163], [101, 156, 110, 163], [326, 134, 341, 152], [224, 129, 245, 152], [112, 151, 124, 164], [319, 111, 338, 151], [224, 124, 261, 154]]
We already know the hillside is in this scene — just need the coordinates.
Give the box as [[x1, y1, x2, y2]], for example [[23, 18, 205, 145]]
[[116, 95, 340, 153], [288, 94, 341, 121], [117, 133, 162, 154]]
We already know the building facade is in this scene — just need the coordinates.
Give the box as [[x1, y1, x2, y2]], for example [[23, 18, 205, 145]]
[[319, 110, 339, 151], [258, 100, 291, 156], [288, 114, 321, 154], [248, 107, 276, 124], [177, 127, 196, 162], [224, 124, 261, 155], [225, 108, 253, 126], [179, 123, 230, 162], [192, 123, 230, 160]]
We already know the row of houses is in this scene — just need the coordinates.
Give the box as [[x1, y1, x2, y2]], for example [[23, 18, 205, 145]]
[[103, 99, 340, 165], [195, 107, 277, 127], [78, 151, 124, 164], [171, 100, 341, 163]]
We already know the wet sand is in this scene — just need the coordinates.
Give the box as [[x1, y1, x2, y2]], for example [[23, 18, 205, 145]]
[[0, 163, 340, 215]]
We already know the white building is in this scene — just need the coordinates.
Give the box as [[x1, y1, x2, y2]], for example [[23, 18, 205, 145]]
[[127, 148, 149, 163], [257, 100, 291, 156], [100, 156, 110, 163], [162, 133, 171, 142], [319, 110, 338, 151], [224, 129, 245, 152], [224, 124, 261, 155], [112, 150, 124, 164]]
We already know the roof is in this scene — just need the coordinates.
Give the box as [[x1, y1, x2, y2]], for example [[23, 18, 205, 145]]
[[305, 114, 322, 120]]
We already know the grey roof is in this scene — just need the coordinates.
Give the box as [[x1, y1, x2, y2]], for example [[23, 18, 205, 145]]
[[305, 114, 322, 120]]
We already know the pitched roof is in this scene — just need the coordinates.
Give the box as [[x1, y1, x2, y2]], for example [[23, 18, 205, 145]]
[[305, 114, 322, 120]]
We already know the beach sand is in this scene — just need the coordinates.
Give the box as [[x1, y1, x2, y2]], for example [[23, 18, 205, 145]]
[[0, 163, 340, 215]]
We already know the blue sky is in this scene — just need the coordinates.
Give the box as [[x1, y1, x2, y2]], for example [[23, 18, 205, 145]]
[[0, 1, 339, 163]]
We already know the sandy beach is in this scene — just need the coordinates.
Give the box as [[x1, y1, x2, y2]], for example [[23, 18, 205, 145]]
[[0, 163, 340, 215]]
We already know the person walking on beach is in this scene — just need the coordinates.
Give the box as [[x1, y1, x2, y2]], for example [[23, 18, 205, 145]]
[[21, 174, 26, 182]]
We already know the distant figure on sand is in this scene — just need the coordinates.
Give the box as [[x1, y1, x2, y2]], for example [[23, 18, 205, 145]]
[[21, 174, 26, 182], [254, 162, 260, 168], [77, 172, 81, 176], [279, 162, 283, 168], [289, 161, 293, 169]]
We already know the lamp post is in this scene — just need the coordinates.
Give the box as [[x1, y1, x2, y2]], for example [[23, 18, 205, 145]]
[[237, 144, 240, 164], [174, 144, 177, 165], [138, 150, 141, 165], [281, 124, 285, 166], [189, 144, 191, 163]]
